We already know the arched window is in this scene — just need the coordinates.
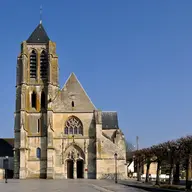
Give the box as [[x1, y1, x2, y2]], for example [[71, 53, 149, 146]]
[[79, 127, 83, 135], [31, 91, 36, 109], [40, 50, 48, 79], [71, 101, 74, 107], [64, 127, 68, 134], [36, 148, 41, 158], [41, 91, 46, 109], [64, 116, 83, 135], [30, 50, 37, 78], [37, 119, 40, 133], [74, 127, 77, 134], [69, 127, 73, 134]]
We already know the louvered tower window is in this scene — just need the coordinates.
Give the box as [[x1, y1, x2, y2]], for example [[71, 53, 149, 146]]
[[40, 50, 48, 79], [30, 50, 37, 78], [31, 91, 37, 109]]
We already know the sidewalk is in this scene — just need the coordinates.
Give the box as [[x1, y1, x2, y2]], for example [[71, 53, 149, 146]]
[[118, 179, 186, 192]]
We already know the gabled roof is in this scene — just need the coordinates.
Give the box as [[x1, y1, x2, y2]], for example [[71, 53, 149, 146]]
[[0, 138, 14, 157], [102, 111, 119, 129], [27, 23, 50, 43]]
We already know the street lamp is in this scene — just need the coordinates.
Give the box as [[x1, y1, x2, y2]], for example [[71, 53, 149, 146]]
[[4, 156, 8, 183], [72, 135, 75, 143], [61, 132, 64, 164], [114, 153, 117, 183]]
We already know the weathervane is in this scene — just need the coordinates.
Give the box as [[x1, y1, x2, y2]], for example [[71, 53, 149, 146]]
[[40, 5, 43, 24]]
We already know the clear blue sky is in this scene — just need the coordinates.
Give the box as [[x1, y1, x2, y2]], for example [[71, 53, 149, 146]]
[[0, 0, 192, 148]]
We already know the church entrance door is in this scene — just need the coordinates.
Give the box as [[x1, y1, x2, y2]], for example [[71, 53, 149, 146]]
[[77, 159, 84, 178], [67, 160, 74, 179]]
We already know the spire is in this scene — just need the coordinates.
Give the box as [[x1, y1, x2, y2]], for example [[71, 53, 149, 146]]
[[26, 23, 50, 43]]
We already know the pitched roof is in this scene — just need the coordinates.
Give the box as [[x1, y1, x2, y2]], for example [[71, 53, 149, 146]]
[[27, 23, 50, 43], [0, 138, 14, 157], [102, 112, 119, 129]]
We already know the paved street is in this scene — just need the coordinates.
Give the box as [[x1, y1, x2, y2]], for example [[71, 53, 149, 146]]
[[0, 179, 146, 192]]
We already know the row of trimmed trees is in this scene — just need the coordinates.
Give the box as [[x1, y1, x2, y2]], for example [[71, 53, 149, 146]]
[[132, 135, 192, 189]]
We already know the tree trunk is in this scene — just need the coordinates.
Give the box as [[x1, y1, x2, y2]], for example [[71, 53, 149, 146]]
[[155, 160, 161, 186], [168, 158, 174, 185], [186, 155, 192, 190], [145, 161, 151, 183], [137, 159, 141, 181], [173, 162, 180, 185]]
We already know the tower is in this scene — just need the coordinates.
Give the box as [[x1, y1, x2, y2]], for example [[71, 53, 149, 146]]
[[14, 22, 59, 179]]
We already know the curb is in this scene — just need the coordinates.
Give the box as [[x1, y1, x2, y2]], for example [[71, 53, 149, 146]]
[[119, 182, 185, 192]]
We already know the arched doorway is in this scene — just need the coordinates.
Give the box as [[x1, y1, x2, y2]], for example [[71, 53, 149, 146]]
[[77, 159, 84, 178], [64, 143, 85, 179], [67, 160, 74, 179]]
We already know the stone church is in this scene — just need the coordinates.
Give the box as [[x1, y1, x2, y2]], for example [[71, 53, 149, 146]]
[[14, 22, 126, 179]]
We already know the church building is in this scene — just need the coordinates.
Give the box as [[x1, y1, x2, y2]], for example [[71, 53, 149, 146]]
[[14, 22, 126, 179]]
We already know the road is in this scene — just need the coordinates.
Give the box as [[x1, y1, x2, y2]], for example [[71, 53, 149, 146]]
[[0, 179, 146, 192]]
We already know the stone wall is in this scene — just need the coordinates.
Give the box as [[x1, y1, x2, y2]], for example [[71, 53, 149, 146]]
[[143, 162, 157, 175], [0, 169, 4, 179], [96, 128, 126, 180], [27, 160, 47, 178], [96, 159, 126, 180]]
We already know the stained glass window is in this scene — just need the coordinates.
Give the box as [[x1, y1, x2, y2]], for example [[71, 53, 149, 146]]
[[64, 116, 83, 135], [36, 148, 41, 158]]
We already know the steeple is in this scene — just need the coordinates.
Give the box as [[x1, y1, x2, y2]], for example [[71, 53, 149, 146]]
[[26, 23, 50, 43]]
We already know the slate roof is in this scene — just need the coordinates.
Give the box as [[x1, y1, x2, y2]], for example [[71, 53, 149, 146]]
[[102, 112, 119, 129], [0, 138, 14, 157], [27, 23, 50, 43]]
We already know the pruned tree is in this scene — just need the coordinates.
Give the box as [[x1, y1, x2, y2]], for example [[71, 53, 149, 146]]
[[177, 136, 192, 189], [142, 148, 154, 183], [125, 141, 135, 161], [134, 150, 143, 181], [150, 143, 168, 185], [164, 140, 180, 185]]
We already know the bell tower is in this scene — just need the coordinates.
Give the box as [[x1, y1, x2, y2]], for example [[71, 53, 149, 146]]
[[14, 22, 59, 179]]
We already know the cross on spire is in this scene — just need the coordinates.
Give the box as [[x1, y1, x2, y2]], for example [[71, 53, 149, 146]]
[[40, 5, 43, 24]]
